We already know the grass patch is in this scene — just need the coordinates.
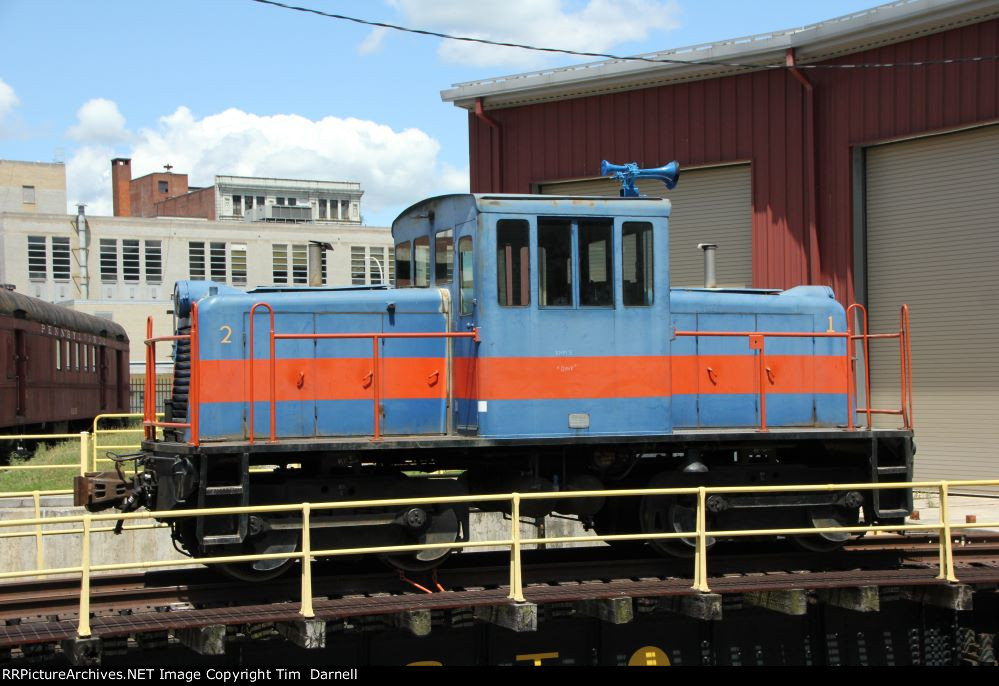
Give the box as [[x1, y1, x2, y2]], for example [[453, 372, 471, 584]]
[[0, 440, 82, 494]]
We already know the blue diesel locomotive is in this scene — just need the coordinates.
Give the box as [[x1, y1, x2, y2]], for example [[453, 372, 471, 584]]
[[76, 163, 915, 578]]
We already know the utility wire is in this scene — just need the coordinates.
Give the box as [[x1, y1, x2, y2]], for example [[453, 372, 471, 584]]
[[250, 0, 999, 70]]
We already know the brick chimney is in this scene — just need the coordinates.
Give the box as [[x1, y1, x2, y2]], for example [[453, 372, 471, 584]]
[[111, 158, 132, 217]]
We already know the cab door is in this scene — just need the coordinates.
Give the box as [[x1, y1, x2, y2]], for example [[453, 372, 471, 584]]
[[452, 220, 479, 433]]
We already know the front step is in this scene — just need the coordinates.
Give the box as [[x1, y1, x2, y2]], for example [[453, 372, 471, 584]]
[[196, 453, 250, 546]]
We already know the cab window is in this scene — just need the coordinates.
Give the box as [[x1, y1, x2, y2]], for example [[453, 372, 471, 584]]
[[395, 241, 412, 287], [435, 229, 453, 284], [458, 236, 474, 315], [414, 236, 430, 287], [622, 222, 654, 306], [497, 219, 529, 306], [579, 219, 612, 307], [538, 218, 573, 307]]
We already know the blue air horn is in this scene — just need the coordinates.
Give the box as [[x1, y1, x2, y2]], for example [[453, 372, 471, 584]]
[[601, 160, 680, 197]]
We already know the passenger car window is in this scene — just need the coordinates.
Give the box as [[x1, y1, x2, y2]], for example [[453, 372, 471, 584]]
[[622, 222, 654, 306], [435, 230, 453, 284], [414, 236, 430, 287], [395, 241, 412, 287], [497, 219, 530, 307], [579, 219, 613, 307], [459, 236, 474, 315], [538, 218, 573, 307]]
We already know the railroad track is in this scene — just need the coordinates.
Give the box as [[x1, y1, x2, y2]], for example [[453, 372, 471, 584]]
[[3, 532, 999, 623]]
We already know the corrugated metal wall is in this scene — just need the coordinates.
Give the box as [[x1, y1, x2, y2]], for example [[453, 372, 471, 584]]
[[865, 124, 999, 481], [467, 19, 999, 303]]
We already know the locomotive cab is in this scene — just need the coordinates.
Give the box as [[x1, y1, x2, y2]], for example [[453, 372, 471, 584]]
[[391, 194, 673, 438]]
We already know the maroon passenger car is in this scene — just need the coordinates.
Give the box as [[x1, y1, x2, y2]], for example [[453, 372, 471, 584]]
[[0, 288, 129, 434]]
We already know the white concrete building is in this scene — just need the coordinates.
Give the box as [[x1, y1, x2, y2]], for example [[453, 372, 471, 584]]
[[0, 162, 394, 375]]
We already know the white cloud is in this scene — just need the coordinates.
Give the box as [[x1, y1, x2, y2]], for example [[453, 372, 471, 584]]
[[66, 103, 467, 223], [386, 0, 681, 68], [0, 77, 19, 122], [66, 98, 129, 144], [358, 26, 389, 55]]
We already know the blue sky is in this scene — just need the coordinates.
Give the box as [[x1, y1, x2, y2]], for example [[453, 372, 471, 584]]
[[0, 0, 887, 225]]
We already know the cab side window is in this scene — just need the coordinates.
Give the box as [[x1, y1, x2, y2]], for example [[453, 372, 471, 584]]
[[435, 229, 453, 284], [497, 219, 530, 307], [458, 236, 474, 315], [414, 236, 430, 287], [622, 221, 654, 306], [538, 218, 573, 307], [395, 241, 412, 287], [579, 219, 612, 307]]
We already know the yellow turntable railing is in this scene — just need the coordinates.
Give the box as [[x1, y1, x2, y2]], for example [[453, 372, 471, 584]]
[[0, 477, 997, 639]]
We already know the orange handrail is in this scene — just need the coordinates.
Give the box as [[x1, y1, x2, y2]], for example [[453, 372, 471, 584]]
[[246, 301, 479, 443], [674, 303, 913, 433], [849, 304, 913, 430], [248, 302, 276, 444], [143, 301, 200, 445]]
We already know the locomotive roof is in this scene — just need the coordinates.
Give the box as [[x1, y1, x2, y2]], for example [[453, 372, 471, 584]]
[[0, 289, 128, 341], [392, 192, 669, 234]]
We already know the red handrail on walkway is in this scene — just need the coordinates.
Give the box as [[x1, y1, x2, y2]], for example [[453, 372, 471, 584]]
[[247, 301, 480, 443], [143, 301, 200, 445], [674, 304, 913, 433]]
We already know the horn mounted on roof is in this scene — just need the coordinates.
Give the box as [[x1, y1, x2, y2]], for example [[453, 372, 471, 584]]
[[601, 160, 680, 197]]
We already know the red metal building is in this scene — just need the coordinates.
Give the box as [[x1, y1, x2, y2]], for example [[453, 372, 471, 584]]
[[442, 0, 999, 482]]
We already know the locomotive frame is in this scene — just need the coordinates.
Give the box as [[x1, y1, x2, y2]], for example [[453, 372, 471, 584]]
[[76, 189, 916, 578]]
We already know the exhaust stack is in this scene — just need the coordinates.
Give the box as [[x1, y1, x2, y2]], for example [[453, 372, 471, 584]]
[[698, 243, 717, 288]]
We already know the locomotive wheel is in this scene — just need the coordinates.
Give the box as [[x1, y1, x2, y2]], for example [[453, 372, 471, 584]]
[[638, 472, 715, 557], [791, 505, 859, 553], [379, 506, 461, 573], [640, 493, 714, 557], [176, 519, 300, 582], [591, 496, 647, 551]]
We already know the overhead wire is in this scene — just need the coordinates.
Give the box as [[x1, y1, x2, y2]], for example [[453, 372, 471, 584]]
[[249, 0, 999, 70]]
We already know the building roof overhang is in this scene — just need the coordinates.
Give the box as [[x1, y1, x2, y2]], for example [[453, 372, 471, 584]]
[[441, 0, 999, 110]]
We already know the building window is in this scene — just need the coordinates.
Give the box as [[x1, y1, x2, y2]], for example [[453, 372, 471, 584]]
[[288, 197, 297, 207], [189, 242, 206, 279], [497, 220, 529, 307], [291, 244, 307, 284], [256, 196, 264, 207], [52, 237, 71, 282], [245, 196, 253, 211], [122, 239, 140, 283], [272, 244, 288, 284], [231, 244, 247, 286], [351, 246, 391, 286], [158, 180, 168, 194], [27, 236, 47, 280], [319, 199, 327, 219], [22, 186, 36, 204], [100, 239, 118, 282], [276, 197, 285, 206], [210, 242, 227, 282], [232, 195, 242, 217], [351, 246, 366, 285], [145, 240, 162, 284]]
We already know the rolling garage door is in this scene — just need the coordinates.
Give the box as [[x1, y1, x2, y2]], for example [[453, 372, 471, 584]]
[[865, 124, 999, 482], [540, 164, 752, 288]]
